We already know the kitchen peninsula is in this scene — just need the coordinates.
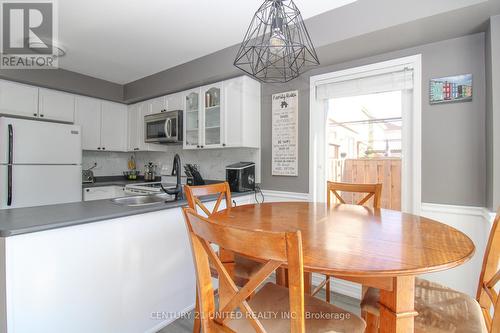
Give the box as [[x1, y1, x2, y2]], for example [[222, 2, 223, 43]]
[[0, 191, 255, 333]]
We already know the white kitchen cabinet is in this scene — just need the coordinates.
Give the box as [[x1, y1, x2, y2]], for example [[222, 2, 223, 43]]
[[0, 81, 76, 123], [83, 186, 126, 201], [183, 76, 260, 150], [38, 88, 75, 123], [127, 102, 149, 152], [183, 88, 201, 149], [127, 102, 165, 152], [127, 103, 141, 151], [101, 101, 127, 151], [223, 76, 261, 148], [75, 97, 128, 152], [0, 80, 39, 119], [201, 82, 224, 148], [183, 83, 224, 149], [150, 96, 167, 114], [75, 96, 101, 150], [166, 92, 183, 111]]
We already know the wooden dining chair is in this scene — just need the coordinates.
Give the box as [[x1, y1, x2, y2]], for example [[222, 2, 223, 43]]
[[312, 181, 383, 303], [185, 182, 263, 333], [326, 181, 383, 209], [184, 182, 233, 219], [360, 209, 500, 333], [182, 207, 366, 333]]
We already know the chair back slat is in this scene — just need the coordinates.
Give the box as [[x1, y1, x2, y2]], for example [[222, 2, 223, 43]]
[[327, 181, 382, 208], [477, 209, 500, 332], [182, 207, 305, 333], [185, 182, 232, 217]]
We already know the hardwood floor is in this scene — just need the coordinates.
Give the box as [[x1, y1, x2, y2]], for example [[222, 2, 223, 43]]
[[156, 289, 361, 333]]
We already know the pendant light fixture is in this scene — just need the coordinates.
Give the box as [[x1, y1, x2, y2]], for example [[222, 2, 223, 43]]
[[234, 0, 320, 83]]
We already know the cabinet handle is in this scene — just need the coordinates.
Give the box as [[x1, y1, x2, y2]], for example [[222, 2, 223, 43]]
[[196, 145, 200, 148], [40, 114, 44, 118], [97, 147, 101, 150], [86, 189, 90, 192], [33, 113, 37, 117], [134, 148, 139, 151], [200, 145, 204, 148], [222, 143, 226, 147], [102, 147, 106, 150]]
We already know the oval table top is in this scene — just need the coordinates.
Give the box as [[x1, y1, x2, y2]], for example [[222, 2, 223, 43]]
[[211, 202, 475, 277]]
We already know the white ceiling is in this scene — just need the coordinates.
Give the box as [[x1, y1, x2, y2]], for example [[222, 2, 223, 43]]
[[56, 0, 357, 84]]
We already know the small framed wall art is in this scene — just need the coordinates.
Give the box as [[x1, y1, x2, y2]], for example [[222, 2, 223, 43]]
[[430, 74, 472, 104]]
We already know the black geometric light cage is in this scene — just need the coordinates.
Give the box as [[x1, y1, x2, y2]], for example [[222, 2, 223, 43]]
[[234, 0, 320, 83]]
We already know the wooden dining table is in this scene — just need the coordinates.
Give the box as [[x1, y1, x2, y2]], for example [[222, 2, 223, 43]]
[[210, 202, 475, 333]]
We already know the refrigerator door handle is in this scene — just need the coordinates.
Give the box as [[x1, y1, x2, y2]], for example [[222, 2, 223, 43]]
[[7, 165, 12, 206], [7, 124, 13, 206]]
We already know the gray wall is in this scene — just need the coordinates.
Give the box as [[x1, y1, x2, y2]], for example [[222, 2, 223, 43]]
[[261, 33, 486, 207], [0, 68, 124, 102], [486, 15, 500, 210], [123, 45, 242, 104]]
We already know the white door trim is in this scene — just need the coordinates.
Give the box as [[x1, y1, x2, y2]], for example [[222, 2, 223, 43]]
[[309, 54, 422, 214]]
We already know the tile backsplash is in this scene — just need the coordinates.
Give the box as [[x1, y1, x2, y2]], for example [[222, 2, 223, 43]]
[[82, 151, 131, 176], [82, 147, 261, 182]]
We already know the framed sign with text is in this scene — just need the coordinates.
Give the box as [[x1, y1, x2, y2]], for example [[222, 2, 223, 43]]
[[272, 90, 298, 176]]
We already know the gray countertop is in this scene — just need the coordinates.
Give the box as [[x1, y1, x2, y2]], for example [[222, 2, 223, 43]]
[[0, 191, 252, 237]]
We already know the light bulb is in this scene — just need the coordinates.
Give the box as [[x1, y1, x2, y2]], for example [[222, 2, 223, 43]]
[[269, 29, 286, 57]]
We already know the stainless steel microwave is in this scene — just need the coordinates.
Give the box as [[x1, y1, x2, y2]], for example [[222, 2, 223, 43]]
[[144, 110, 183, 144]]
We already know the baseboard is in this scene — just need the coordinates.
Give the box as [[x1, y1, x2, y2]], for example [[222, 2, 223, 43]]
[[261, 190, 311, 201], [422, 202, 496, 224], [145, 303, 195, 333], [483, 208, 497, 223], [421, 202, 487, 217]]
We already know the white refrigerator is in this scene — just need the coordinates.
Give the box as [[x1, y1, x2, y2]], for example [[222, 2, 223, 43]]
[[0, 117, 82, 209]]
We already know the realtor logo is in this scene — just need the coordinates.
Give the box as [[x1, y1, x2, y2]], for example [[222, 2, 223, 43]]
[[0, 0, 58, 69]]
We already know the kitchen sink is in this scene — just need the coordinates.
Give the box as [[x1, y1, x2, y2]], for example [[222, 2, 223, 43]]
[[111, 193, 175, 207]]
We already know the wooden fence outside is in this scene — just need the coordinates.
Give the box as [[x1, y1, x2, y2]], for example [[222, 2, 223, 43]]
[[328, 158, 401, 210]]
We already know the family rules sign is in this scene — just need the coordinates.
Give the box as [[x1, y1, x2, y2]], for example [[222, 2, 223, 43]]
[[272, 90, 298, 176]]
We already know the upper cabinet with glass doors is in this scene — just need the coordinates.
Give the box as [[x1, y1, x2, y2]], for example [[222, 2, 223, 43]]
[[202, 83, 223, 148], [184, 89, 201, 149], [183, 76, 261, 150]]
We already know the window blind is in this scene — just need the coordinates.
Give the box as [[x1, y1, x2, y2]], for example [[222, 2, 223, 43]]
[[315, 68, 414, 100]]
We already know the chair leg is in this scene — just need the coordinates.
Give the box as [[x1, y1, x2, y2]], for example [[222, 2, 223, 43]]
[[193, 291, 201, 333], [325, 276, 331, 303], [363, 310, 379, 333]]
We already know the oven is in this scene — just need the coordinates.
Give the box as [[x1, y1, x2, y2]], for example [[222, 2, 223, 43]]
[[144, 110, 183, 144]]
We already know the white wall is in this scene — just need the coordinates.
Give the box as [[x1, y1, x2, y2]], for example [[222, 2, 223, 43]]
[[419, 203, 493, 297]]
